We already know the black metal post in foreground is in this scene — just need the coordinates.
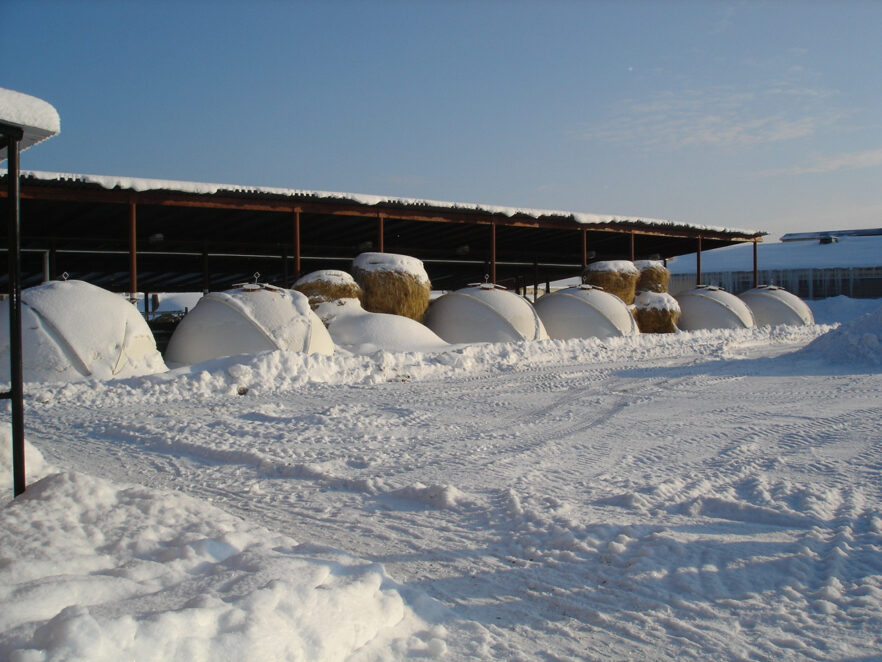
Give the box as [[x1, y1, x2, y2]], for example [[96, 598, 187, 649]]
[[1, 122, 26, 497]]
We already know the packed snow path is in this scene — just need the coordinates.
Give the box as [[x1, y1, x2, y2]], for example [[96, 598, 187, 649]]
[[18, 326, 882, 659]]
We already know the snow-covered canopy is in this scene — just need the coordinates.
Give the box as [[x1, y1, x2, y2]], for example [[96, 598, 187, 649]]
[[0, 88, 60, 159], [425, 285, 548, 343], [165, 285, 333, 365], [0, 280, 166, 382], [534, 285, 639, 339], [675, 286, 755, 331], [739, 286, 814, 327]]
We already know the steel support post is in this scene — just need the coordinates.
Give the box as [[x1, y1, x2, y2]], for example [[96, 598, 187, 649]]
[[293, 209, 301, 279], [3, 126, 26, 496], [490, 222, 497, 284], [696, 235, 703, 285], [753, 240, 758, 288], [128, 201, 137, 299], [378, 214, 385, 253], [630, 230, 635, 262]]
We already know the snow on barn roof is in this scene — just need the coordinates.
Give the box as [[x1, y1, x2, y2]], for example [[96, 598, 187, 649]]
[[0, 88, 60, 159], [668, 233, 882, 273], [14, 169, 763, 238]]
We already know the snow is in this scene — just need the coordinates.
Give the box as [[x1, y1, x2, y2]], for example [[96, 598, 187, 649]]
[[0, 88, 60, 157], [293, 269, 357, 288], [316, 299, 449, 354], [352, 253, 429, 282], [634, 290, 680, 312], [585, 260, 640, 274], [668, 235, 882, 272], [11, 170, 762, 237], [2, 297, 882, 660], [0, 280, 166, 382], [807, 295, 882, 325]]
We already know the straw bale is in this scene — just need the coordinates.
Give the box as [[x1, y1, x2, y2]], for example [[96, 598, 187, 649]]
[[293, 270, 361, 310], [582, 264, 638, 304], [633, 306, 680, 333], [634, 261, 670, 293], [353, 268, 432, 321]]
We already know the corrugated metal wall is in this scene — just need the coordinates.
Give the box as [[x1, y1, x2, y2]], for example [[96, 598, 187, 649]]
[[669, 267, 882, 299]]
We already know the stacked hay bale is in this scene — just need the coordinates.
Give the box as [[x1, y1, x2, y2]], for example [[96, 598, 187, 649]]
[[582, 260, 639, 304], [352, 252, 431, 322], [632, 291, 681, 333], [631, 260, 679, 333], [293, 270, 361, 310], [634, 260, 670, 293]]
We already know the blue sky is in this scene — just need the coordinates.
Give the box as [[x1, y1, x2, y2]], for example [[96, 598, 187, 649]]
[[4, 0, 881, 239]]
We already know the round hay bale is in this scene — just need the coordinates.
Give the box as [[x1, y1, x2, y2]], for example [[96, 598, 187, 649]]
[[293, 270, 361, 309], [352, 252, 431, 322], [582, 260, 639, 304], [634, 260, 670, 293], [633, 291, 680, 333]]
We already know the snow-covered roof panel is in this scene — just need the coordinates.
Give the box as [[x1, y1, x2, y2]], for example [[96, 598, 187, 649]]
[[0, 88, 60, 159], [13, 169, 764, 238], [667, 235, 882, 273]]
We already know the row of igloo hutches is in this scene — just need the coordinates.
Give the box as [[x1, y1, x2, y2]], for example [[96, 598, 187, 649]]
[[1, 171, 767, 298]]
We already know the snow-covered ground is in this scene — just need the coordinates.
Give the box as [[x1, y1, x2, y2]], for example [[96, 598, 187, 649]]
[[2, 298, 882, 660]]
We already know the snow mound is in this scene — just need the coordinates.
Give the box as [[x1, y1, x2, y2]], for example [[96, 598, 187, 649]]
[[388, 483, 470, 510], [534, 285, 638, 339], [675, 286, 755, 331], [739, 285, 814, 327], [0, 431, 50, 496], [165, 285, 333, 365], [425, 285, 548, 343], [318, 299, 448, 354], [0, 280, 166, 383], [0, 469, 439, 661], [797, 303, 882, 368]]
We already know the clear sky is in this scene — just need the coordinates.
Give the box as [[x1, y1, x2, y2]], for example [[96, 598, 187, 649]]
[[4, 0, 881, 240]]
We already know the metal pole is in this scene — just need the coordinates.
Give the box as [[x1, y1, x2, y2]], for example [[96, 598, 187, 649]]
[[696, 236, 703, 285], [293, 209, 301, 279], [4, 127, 26, 496], [630, 231, 636, 262], [581, 228, 587, 268], [753, 240, 758, 288], [128, 201, 137, 299], [201, 244, 209, 293], [490, 222, 497, 284], [378, 214, 385, 253]]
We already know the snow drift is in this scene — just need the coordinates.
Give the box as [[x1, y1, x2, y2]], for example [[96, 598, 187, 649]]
[[165, 285, 333, 365], [425, 284, 548, 344], [797, 302, 882, 368], [534, 285, 638, 340], [0, 280, 166, 383]]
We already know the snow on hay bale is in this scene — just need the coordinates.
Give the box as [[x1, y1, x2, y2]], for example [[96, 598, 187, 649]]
[[582, 260, 640, 304], [738, 285, 814, 327], [352, 252, 431, 321], [534, 284, 638, 339], [293, 270, 361, 310], [164, 284, 333, 365], [675, 286, 755, 331], [425, 283, 548, 344], [0, 279, 166, 382], [634, 260, 670, 293], [633, 291, 681, 333]]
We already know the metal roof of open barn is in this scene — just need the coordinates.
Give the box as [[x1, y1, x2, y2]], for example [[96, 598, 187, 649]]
[[1, 170, 766, 293]]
